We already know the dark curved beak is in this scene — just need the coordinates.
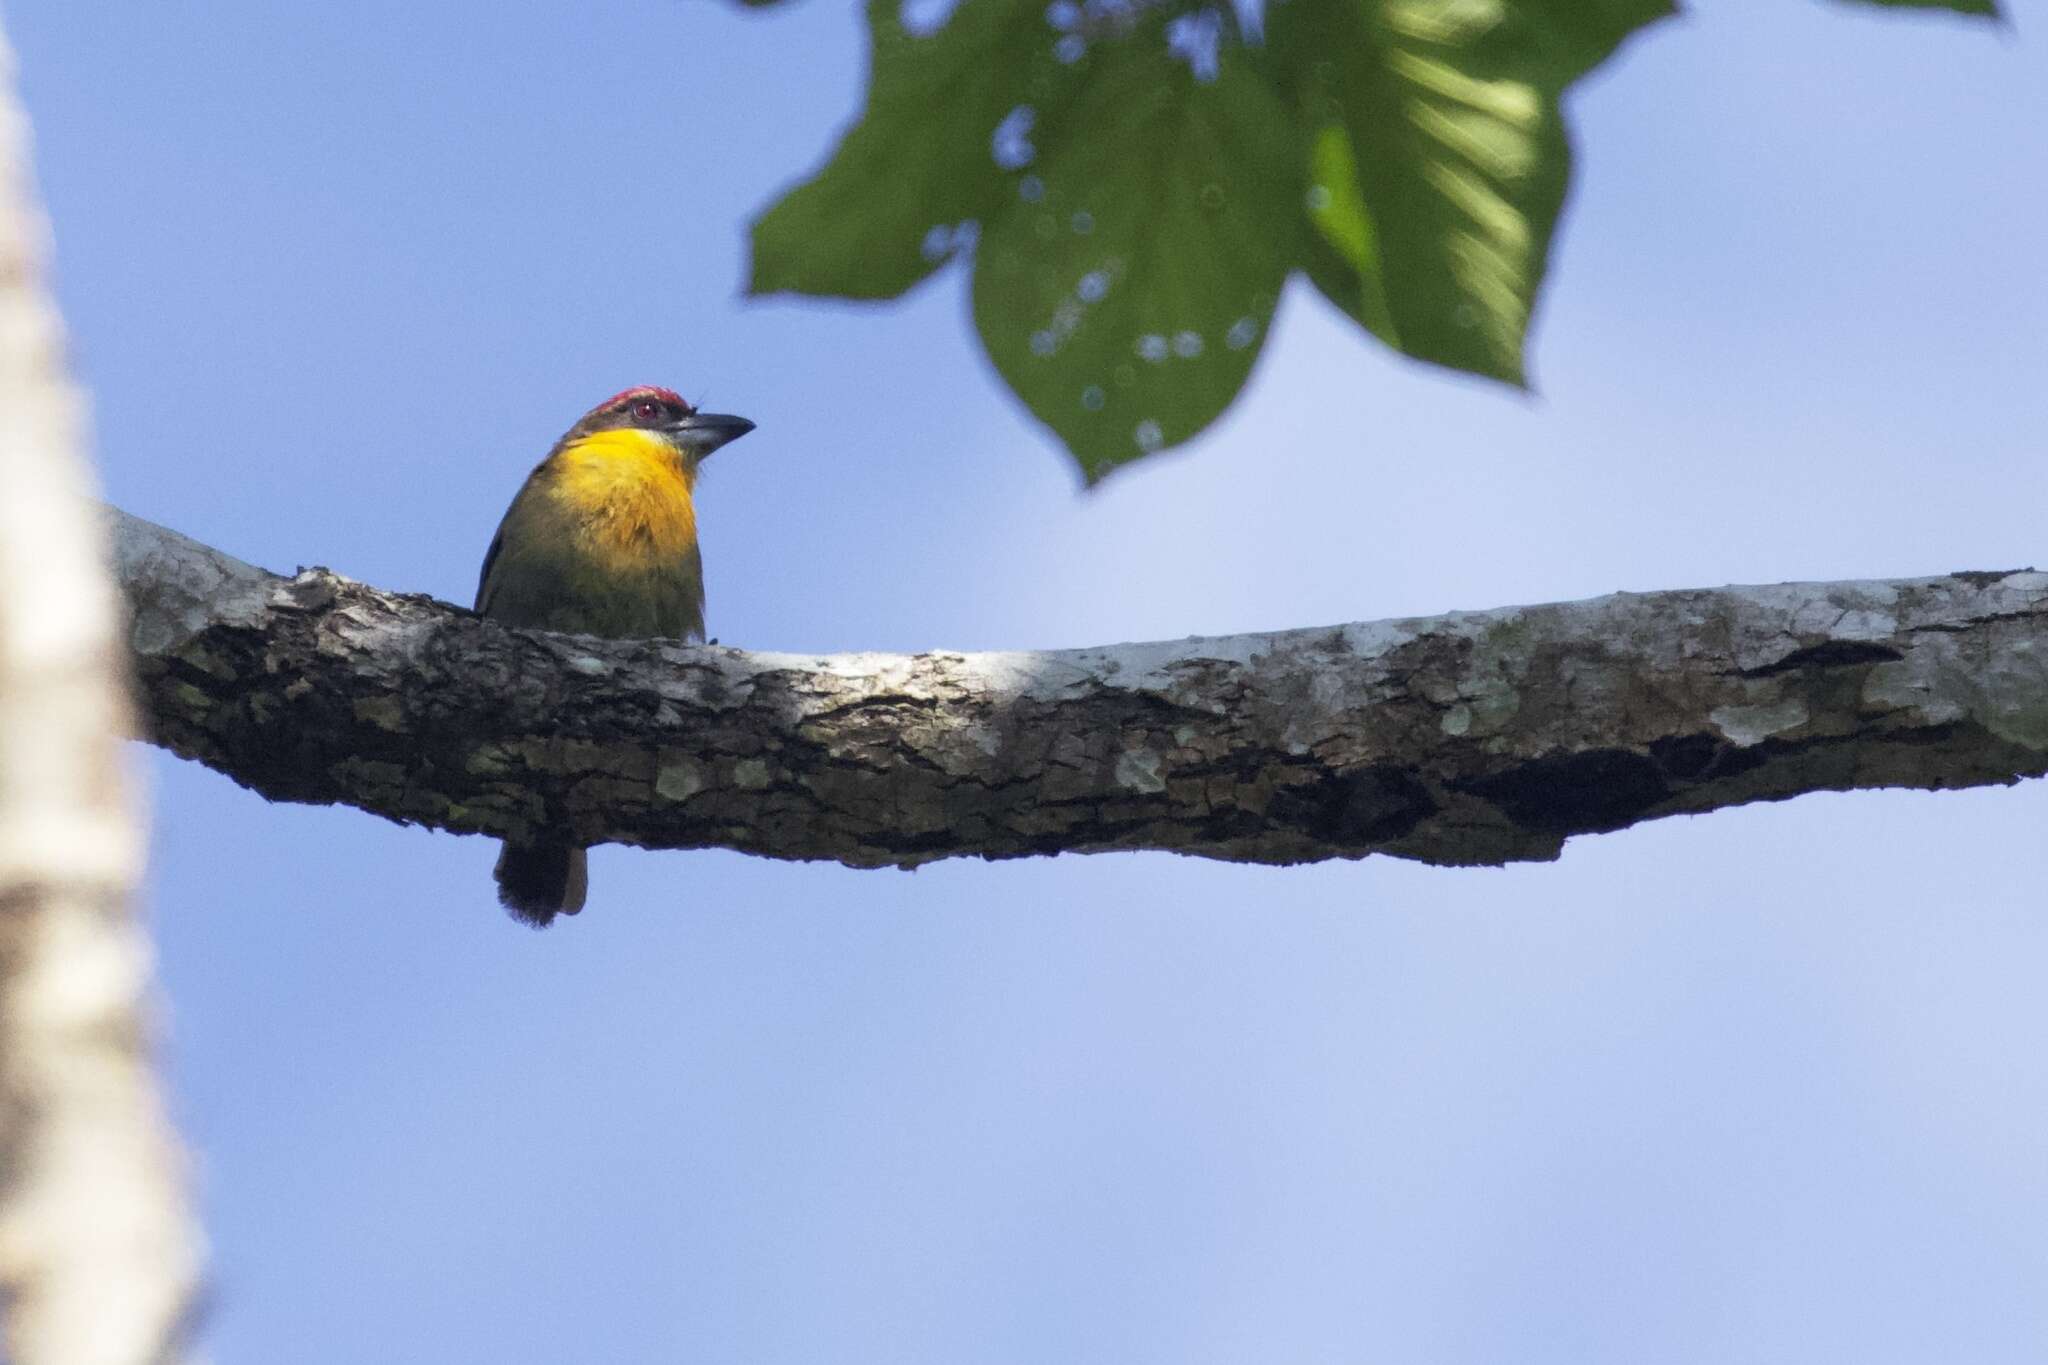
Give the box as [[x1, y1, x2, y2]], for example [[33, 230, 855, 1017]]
[[669, 411, 755, 458]]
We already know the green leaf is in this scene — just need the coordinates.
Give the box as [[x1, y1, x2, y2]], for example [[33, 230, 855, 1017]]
[[748, 0, 1064, 300], [1276, 0, 1675, 386], [972, 25, 1302, 481], [745, 0, 1677, 474]]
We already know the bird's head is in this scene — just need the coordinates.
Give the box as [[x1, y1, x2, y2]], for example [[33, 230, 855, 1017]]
[[565, 386, 755, 466]]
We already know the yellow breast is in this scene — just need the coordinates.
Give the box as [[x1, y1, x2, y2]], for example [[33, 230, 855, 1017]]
[[546, 427, 698, 573]]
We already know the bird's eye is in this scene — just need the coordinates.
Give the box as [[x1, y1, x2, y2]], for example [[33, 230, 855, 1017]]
[[630, 399, 663, 424]]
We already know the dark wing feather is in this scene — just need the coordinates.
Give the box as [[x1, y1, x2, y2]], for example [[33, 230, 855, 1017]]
[[474, 525, 505, 613]]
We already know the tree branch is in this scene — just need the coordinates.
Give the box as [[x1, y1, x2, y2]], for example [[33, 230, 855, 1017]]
[[112, 507, 2048, 868]]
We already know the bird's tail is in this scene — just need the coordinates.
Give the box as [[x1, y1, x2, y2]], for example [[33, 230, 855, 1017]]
[[494, 838, 588, 927]]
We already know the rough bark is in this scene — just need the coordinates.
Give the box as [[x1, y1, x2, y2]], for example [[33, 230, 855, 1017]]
[[113, 507, 2048, 868], [0, 27, 201, 1365]]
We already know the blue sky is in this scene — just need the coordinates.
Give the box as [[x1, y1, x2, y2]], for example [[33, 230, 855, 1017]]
[[13, 1, 2048, 1360]]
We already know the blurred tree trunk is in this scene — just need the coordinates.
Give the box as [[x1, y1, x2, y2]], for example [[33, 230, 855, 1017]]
[[0, 24, 201, 1365]]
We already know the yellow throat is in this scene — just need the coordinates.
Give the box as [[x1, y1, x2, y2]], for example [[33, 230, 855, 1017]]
[[548, 426, 699, 569]]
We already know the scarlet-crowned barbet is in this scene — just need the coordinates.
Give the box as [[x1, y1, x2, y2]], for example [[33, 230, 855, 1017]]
[[475, 386, 753, 925]]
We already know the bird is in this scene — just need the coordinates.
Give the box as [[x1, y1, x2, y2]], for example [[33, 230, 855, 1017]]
[[475, 386, 754, 926]]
